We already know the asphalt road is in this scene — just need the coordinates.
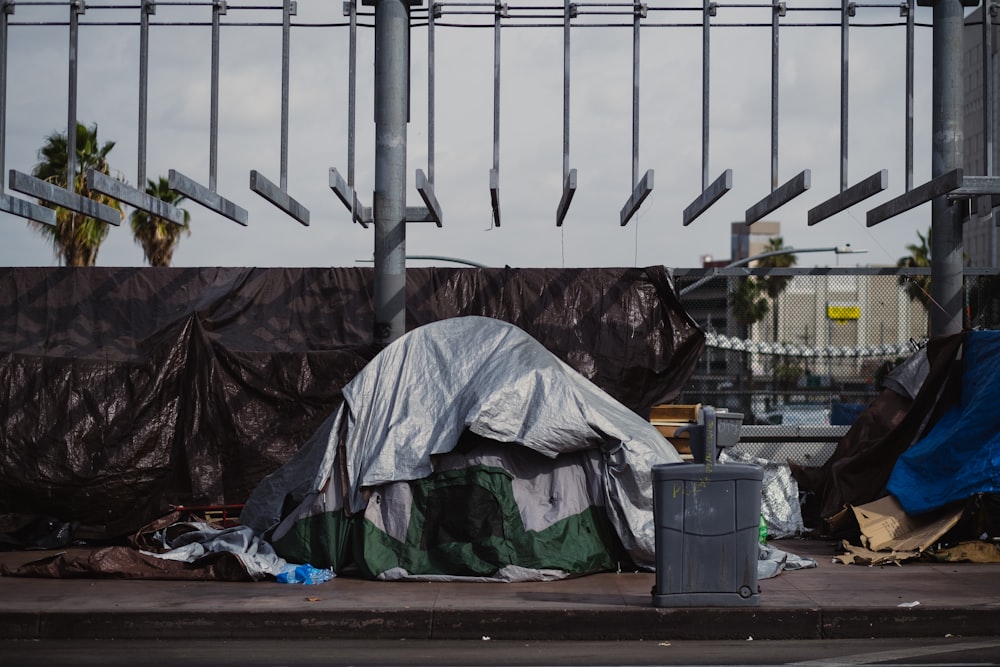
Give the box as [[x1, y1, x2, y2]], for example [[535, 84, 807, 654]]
[[2, 637, 999, 667]]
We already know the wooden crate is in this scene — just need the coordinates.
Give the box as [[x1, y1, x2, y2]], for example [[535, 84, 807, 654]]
[[649, 404, 701, 457]]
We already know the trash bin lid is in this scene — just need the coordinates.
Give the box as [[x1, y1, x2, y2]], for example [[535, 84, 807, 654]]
[[652, 461, 763, 482]]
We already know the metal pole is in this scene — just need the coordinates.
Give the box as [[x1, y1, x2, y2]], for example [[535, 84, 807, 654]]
[[209, 0, 223, 191], [631, 0, 640, 188], [372, 0, 409, 345], [840, 0, 849, 192], [905, 0, 914, 191], [428, 1, 435, 183], [929, 0, 964, 336], [280, 0, 292, 190], [563, 0, 571, 182], [770, 1, 780, 191], [493, 0, 500, 178], [67, 0, 82, 191], [701, 0, 711, 190], [0, 1, 9, 195], [138, 0, 152, 188], [348, 0, 357, 187]]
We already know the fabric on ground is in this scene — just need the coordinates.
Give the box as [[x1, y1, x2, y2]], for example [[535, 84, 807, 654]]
[[758, 543, 818, 579]]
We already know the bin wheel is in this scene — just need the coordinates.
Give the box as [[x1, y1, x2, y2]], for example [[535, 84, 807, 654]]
[[738, 585, 753, 599]]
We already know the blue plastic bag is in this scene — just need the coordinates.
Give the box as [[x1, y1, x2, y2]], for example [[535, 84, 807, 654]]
[[276, 563, 335, 584]]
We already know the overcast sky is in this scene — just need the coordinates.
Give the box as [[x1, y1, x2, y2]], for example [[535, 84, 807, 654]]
[[0, 0, 940, 270]]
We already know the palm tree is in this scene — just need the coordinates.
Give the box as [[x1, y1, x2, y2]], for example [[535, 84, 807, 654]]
[[130, 177, 191, 267], [731, 276, 770, 332], [756, 237, 797, 342], [730, 276, 769, 420], [896, 227, 932, 311], [29, 122, 124, 266]]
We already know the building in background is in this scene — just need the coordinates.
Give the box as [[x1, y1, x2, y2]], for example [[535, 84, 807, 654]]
[[677, 224, 927, 422]]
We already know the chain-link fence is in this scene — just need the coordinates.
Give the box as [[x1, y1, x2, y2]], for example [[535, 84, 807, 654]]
[[671, 266, 1000, 462]]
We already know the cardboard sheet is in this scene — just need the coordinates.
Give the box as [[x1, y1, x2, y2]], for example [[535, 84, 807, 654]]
[[846, 495, 963, 561]]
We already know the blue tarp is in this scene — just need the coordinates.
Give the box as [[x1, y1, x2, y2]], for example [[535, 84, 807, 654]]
[[888, 331, 1000, 515]]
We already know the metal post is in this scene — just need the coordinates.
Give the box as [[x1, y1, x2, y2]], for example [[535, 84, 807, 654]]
[[0, 0, 9, 195], [348, 0, 357, 187], [840, 0, 850, 192], [631, 1, 640, 189], [427, 1, 435, 183], [138, 0, 152, 188], [701, 0, 711, 190], [209, 0, 223, 191], [770, 1, 781, 191], [563, 0, 571, 182], [372, 0, 409, 345], [905, 0, 914, 191], [930, 0, 965, 336], [67, 0, 83, 191], [280, 0, 292, 190]]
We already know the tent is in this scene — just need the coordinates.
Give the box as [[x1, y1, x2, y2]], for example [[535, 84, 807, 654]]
[[240, 316, 684, 581], [794, 330, 1000, 540], [888, 330, 1000, 515]]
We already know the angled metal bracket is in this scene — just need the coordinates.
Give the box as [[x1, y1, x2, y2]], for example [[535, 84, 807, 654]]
[[329, 167, 371, 227], [0, 193, 56, 226], [556, 169, 577, 228], [745, 169, 810, 225], [620, 169, 653, 226], [9, 170, 121, 226], [490, 169, 500, 228], [808, 170, 888, 225], [414, 168, 442, 226], [250, 170, 309, 226], [947, 175, 1000, 199], [684, 169, 732, 226], [866, 168, 963, 226], [168, 169, 247, 226], [87, 169, 185, 226]]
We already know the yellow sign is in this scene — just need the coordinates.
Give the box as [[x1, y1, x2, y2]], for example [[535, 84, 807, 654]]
[[827, 304, 860, 321]]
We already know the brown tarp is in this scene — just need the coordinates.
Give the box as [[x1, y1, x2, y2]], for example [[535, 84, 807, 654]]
[[0, 266, 703, 537]]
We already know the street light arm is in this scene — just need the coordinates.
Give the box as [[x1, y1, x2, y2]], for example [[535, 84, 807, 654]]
[[679, 245, 868, 295]]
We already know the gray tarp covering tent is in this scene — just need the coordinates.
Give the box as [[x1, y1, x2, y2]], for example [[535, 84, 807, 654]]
[[0, 266, 703, 541], [241, 316, 684, 581]]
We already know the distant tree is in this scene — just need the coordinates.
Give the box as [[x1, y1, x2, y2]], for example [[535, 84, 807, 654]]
[[130, 177, 191, 267], [730, 276, 769, 418], [29, 122, 124, 266], [897, 227, 932, 312], [756, 237, 797, 342], [731, 277, 769, 333]]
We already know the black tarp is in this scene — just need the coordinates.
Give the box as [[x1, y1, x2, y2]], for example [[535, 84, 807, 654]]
[[0, 266, 703, 537]]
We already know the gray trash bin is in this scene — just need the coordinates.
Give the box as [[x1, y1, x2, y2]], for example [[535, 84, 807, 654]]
[[651, 460, 763, 607]]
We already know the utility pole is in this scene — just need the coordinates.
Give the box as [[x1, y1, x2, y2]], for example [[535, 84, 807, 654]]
[[372, 0, 410, 345], [929, 0, 966, 336]]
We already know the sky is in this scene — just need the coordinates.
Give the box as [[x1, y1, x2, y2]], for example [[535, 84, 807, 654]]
[[0, 0, 941, 270]]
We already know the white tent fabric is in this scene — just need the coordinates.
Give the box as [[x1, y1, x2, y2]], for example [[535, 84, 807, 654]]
[[241, 316, 683, 568]]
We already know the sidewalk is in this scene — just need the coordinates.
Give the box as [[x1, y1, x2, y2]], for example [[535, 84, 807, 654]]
[[1, 538, 999, 641]]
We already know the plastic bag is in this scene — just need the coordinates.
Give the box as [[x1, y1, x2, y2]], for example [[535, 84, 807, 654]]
[[276, 563, 335, 584]]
